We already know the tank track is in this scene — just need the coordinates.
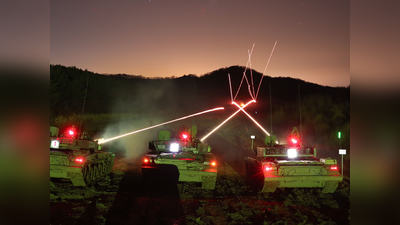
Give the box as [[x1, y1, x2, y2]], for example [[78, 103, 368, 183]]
[[70, 159, 114, 186], [321, 181, 339, 193]]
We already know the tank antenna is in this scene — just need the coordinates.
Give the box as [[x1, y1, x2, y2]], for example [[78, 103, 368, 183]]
[[79, 78, 89, 136], [270, 84, 272, 136], [192, 81, 196, 141], [298, 84, 302, 140]]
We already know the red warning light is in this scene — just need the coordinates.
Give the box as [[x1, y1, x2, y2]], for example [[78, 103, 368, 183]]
[[182, 133, 188, 140], [75, 158, 84, 163], [291, 138, 297, 144], [143, 158, 149, 163], [66, 126, 77, 137], [211, 161, 217, 167], [263, 164, 274, 172], [264, 166, 273, 171], [330, 166, 338, 170]]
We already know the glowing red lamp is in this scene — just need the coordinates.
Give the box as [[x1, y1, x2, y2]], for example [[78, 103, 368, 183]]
[[263, 164, 273, 171], [264, 166, 273, 171], [75, 158, 84, 163]]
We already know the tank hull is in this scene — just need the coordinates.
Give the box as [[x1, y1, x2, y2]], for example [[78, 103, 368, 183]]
[[142, 131, 218, 190], [142, 149, 218, 189], [262, 175, 343, 193], [246, 151, 343, 193], [142, 163, 217, 189], [50, 155, 115, 187]]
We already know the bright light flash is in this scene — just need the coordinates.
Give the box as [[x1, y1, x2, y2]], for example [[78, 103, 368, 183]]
[[99, 107, 224, 144], [232, 102, 270, 136], [170, 143, 179, 152], [75, 158, 84, 163], [264, 166, 272, 171], [288, 148, 297, 158], [200, 100, 255, 142]]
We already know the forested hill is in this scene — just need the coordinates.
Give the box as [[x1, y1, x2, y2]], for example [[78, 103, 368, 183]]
[[51, 64, 349, 152], [50, 64, 348, 116]]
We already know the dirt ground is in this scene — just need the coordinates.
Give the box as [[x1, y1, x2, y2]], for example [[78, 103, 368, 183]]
[[50, 122, 350, 225], [50, 154, 350, 225]]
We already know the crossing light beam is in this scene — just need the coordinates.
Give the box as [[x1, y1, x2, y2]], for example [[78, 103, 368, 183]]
[[232, 101, 270, 136], [200, 100, 255, 142]]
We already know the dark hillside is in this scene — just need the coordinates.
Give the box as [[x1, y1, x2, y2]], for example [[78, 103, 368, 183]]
[[51, 64, 347, 116], [50, 64, 349, 160]]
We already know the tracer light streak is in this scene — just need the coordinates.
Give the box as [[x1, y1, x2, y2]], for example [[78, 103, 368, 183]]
[[232, 102, 271, 136], [99, 107, 224, 144], [200, 100, 255, 142]]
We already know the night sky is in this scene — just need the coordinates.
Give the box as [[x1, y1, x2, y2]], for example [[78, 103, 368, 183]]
[[50, 0, 349, 87]]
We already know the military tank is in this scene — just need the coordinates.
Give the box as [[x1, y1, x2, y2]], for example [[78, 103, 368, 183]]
[[142, 128, 218, 190], [50, 125, 115, 186], [245, 127, 343, 193]]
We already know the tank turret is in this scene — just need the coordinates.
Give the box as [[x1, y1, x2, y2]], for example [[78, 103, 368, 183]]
[[142, 127, 218, 191]]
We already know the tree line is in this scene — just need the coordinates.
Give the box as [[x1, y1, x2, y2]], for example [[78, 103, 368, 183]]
[[50, 64, 349, 153]]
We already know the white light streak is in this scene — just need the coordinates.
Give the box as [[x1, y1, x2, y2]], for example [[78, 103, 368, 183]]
[[228, 73, 233, 102], [233, 73, 246, 100], [248, 84, 255, 100], [256, 41, 277, 100], [249, 48, 255, 98], [233, 43, 255, 100], [232, 102, 270, 136], [200, 100, 255, 142], [99, 107, 224, 144]]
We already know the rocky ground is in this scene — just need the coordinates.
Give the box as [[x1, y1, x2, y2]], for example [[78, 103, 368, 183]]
[[50, 155, 350, 225]]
